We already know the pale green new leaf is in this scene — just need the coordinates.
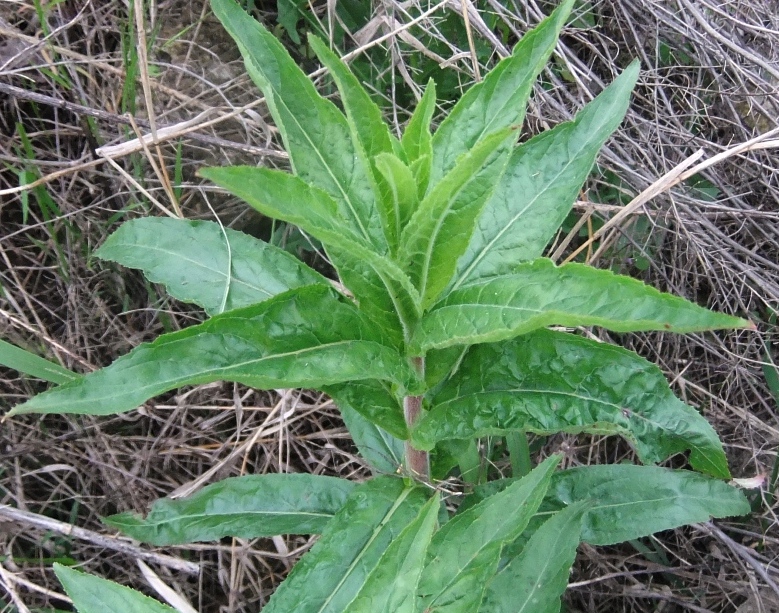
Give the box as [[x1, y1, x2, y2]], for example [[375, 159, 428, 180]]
[[54, 564, 177, 613], [308, 35, 396, 161], [0, 338, 79, 384], [429, 0, 574, 187], [103, 474, 355, 545], [199, 166, 421, 320], [452, 61, 640, 289], [211, 0, 384, 249], [402, 79, 436, 197], [262, 476, 429, 613], [412, 258, 751, 353], [413, 329, 730, 478], [417, 455, 560, 612], [344, 494, 440, 613], [374, 152, 419, 251], [95, 217, 327, 315], [8, 286, 414, 416], [480, 502, 587, 613], [399, 129, 515, 309], [337, 400, 405, 475]]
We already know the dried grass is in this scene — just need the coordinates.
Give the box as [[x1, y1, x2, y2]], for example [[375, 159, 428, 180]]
[[1, 0, 778, 611]]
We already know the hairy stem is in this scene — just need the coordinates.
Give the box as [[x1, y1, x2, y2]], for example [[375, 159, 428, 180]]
[[404, 357, 429, 481]]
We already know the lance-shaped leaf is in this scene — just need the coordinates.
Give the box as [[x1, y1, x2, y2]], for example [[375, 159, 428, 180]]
[[399, 129, 515, 309], [344, 494, 440, 613], [452, 61, 640, 289], [412, 258, 751, 353], [467, 465, 750, 546], [199, 166, 422, 320], [402, 80, 436, 197], [211, 0, 384, 249], [8, 286, 414, 417], [417, 455, 560, 613], [0, 338, 79, 384], [262, 476, 429, 613], [327, 379, 407, 440], [429, 0, 574, 187], [374, 152, 419, 252], [103, 474, 356, 545], [480, 502, 587, 613], [95, 217, 327, 316], [413, 329, 731, 478], [54, 564, 177, 613], [337, 400, 405, 475]]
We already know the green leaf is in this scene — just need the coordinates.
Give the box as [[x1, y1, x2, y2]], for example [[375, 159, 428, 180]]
[[413, 329, 731, 478], [417, 455, 560, 612], [54, 564, 177, 613], [374, 152, 419, 252], [452, 61, 640, 289], [210, 0, 384, 249], [429, 0, 574, 187], [326, 378, 407, 440], [344, 494, 440, 613], [337, 399, 405, 475], [103, 474, 355, 545], [399, 129, 515, 309], [95, 218, 327, 315], [0, 338, 79, 384], [412, 258, 751, 353], [308, 35, 395, 161], [262, 476, 429, 613], [8, 286, 414, 416], [402, 79, 436, 196], [480, 502, 587, 613], [199, 166, 422, 320]]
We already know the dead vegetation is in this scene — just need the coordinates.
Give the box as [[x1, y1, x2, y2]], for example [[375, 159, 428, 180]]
[[1, 0, 778, 611]]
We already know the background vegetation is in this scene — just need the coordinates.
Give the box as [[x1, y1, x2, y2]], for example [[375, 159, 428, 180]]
[[1, 0, 778, 611]]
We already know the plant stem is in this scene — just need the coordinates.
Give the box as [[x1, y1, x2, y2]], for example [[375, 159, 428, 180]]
[[404, 357, 429, 481]]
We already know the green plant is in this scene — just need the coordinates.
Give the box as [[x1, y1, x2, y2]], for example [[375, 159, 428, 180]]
[[4, 0, 754, 610]]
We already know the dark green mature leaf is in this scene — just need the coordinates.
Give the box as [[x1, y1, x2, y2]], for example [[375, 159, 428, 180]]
[[417, 455, 560, 612], [8, 286, 414, 416], [468, 466, 750, 546], [211, 0, 385, 249], [54, 564, 176, 613], [308, 35, 396, 161], [199, 166, 422, 319], [103, 474, 355, 545], [399, 129, 515, 309], [412, 258, 751, 353], [480, 502, 587, 613], [95, 218, 327, 315], [429, 0, 574, 187], [337, 400, 405, 475], [327, 379, 407, 440], [414, 329, 730, 478], [262, 476, 429, 613], [452, 61, 640, 289], [344, 494, 440, 613], [0, 338, 79, 384]]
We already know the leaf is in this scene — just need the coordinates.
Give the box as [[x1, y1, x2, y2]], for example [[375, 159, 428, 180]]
[[374, 152, 419, 252], [417, 455, 560, 612], [412, 258, 752, 353], [413, 329, 731, 478], [8, 286, 414, 416], [326, 378, 407, 439], [308, 35, 395, 161], [211, 0, 385, 249], [344, 494, 440, 613], [468, 465, 750, 546], [261, 476, 429, 613], [480, 502, 587, 613], [401, 79, 436, 196], [54, 564, 177, 613], [0, 338, 79, 384], [337, 400, 405, 475], [95, 217, 328, 315], [103, 474, 355, 545], [429, 0, 574, 187], [452, 61, 640, 289], [398, 129, 515, 309]]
